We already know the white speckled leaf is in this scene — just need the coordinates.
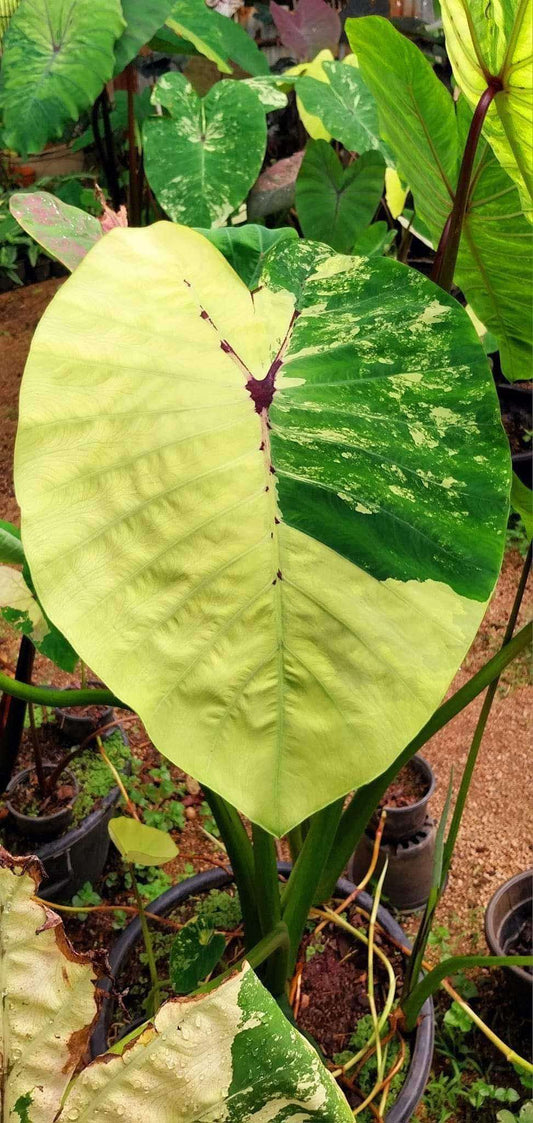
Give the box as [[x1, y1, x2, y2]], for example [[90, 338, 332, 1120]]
[[296, 60, 390, 159], [440, 0, 532, 221], [0, 851, 97, 1123], [60, 964, 352, 1121], [144, 72, 267, 226], [15, 225, 509, 835]]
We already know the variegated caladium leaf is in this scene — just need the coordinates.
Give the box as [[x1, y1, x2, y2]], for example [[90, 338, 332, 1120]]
[[143, 72, 267, 226], [0, 850, 97, 1122], [15, 225, 509, 835], [9, 192, 102, 272]]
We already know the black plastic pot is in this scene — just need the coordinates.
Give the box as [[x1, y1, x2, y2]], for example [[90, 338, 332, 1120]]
[[350, 817, 437, 912], [371, 753, 435, 843], [54, 681, 114, 744], [6, 765, 79, 840], [485, 869, 533, 998], [91, 864, 434, 1122]]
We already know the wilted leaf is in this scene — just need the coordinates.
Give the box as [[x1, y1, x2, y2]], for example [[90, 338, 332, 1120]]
[[109, 817, 179, 865]]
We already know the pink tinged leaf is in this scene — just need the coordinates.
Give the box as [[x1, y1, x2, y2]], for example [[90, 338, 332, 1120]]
[[95, 184, 128, 231], [9, 191, 102, 272], [271, 0, 341, 61]]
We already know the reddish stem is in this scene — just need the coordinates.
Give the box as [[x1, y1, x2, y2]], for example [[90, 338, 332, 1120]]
[[432, 80, 503, 292]]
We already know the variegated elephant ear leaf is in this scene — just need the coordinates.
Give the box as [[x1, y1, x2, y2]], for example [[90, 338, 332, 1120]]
[[0, 850, 97, 1123], [0, 854, 351, 1121], [60, 963, 352, 1121], [16, 224, 509, 836]]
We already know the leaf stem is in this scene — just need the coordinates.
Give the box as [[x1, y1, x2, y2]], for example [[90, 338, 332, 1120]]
[[0, 673, 125, 709], [201, 788, 262, 951], [129, 862, 161, 1014], [432, 80, 503, 292], [281, 798, 344, 977], [402, 954, 533, 1038], [252, 824, 286, 995]]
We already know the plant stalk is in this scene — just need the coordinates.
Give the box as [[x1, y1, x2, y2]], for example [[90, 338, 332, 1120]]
[[0, 673, 126, 709], [99, 88, 122, 212], [202, 787, 262, 951], [314, 620, 532, 903], [432, 80, 503, 292], [126, 64, 141, 226], [129, 863, 161, 1014], [27, 702, 47, 797], [197, 921, 290, 996], [251, 824, 286, 995], [0, 634, 35, 791], [281, 798, 344, 977], [402, 954, 533, 1035]]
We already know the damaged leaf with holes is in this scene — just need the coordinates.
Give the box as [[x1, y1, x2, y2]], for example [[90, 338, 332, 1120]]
[[0, 851, 352, 1121], [15, 224, 509, 836]]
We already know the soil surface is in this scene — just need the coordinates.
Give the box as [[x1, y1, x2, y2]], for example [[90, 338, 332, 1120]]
[[379, 759, 429, 810], [8, 765, 76, 818]]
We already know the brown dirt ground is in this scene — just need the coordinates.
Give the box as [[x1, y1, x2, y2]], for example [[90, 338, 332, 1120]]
[[1, 279, 531, 1117]]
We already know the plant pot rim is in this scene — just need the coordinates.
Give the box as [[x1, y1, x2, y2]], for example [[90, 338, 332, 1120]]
[[91, 863, 434, 1122], [6, 763, 79, 827], [485, 868, 533, 989], [382, 752, 435, 814]]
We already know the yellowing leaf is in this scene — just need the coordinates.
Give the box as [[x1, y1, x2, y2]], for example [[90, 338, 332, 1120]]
[[109, 817, 179, 865], [287, 49, 334, 140], [440, 0, 533, 219], [385, 167, 409, 218]]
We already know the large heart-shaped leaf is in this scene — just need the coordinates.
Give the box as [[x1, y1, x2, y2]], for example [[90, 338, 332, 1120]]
[[296, 59, 389, 158], [166, 0, 269, 76], [0, 850, 352, 1122], [16, 225, 509, 835], [9, 191, 102, 271], [0, 851, 97, 1122], [144, 73, 267, 226], [0, 0, 125, 156], [271, 0, 341, 62], [440, 0, 532, 221], [347, 15, 533, 382], [296, 140, 385, 252]]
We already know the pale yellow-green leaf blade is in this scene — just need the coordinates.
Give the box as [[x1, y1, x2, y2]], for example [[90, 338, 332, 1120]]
[[108, 816, 178, 865], [0, 851, 97, 1123], [440, 0, 533, 219]]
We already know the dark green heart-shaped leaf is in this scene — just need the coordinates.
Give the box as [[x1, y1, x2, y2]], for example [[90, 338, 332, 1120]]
[[296, 140, 385, 252], [196, 224, 298, 288], [16, 224, 509, 834], [144, 73, 267, 226], [0, 0, 125, 156], [169, 919, 226, 994]]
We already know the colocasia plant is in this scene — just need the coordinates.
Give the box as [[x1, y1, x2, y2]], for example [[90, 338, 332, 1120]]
[[0, 0, 531, 1114]]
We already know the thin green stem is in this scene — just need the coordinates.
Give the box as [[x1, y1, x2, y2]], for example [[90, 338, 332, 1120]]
[[403, 954, 533, 1035], [286, 824, 304, 863], [28, 702, 46, 797], [197, 921, 290, 996], [315, 620, 532, 902], [202, 788, 261, 951], [282, 799, 344, 977], [0, 672, 125, 709], [442, 542, 531, 880], [368, 863, 388, 1083], [129, 863, 161, 1014]]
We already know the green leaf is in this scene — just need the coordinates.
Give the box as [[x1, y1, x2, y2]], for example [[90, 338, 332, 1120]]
[[195, 224, 298, 288], [440, 0, 532, 220], [0, 518, 24, 565], [295, 140, 385, 253], [114, 0, 174, 73], [166, 0, 269, 76], [144, 73, 267, 226], [296, 60, 389, 158], [9, 192, 102, 272], [16, 225, 509, 835], [0, 0, 125, 156], [0, 0, 20, 43], [511, 473, 533, 539], [108, 817, 178, 866], [0, 564, 78, 671], [169, 919, 226, 994], [347, 15, 533, 382], [352, 220, 396, 256]]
